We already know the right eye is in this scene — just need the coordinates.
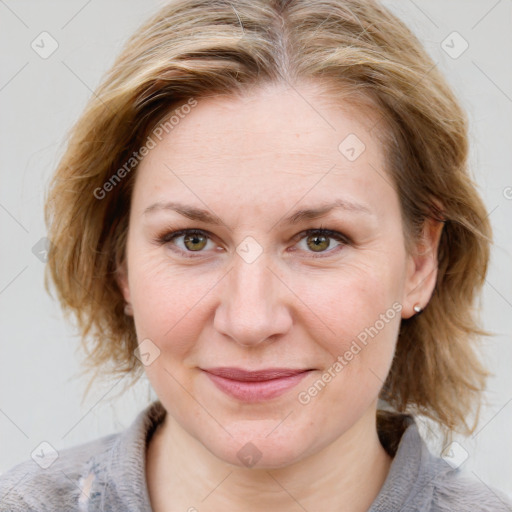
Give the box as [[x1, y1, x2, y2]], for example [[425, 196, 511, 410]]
[[155, 228, 218, 258]]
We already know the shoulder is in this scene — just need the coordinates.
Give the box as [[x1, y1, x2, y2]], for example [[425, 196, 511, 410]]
[[0, 400, 165, 512], [430, 470, 512, 512], [0, 432, 119, 512], [373, 413, 512, 512]]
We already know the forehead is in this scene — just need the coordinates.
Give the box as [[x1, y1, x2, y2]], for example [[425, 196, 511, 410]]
[[148, 82, 380, 161], [131, 82, 395, 217]]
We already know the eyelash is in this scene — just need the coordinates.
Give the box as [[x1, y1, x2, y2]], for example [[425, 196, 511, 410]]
[[153, 226, 351, 259]]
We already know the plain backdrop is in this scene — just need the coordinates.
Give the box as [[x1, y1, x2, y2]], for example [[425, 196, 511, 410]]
[[1, 0, 511, 501]]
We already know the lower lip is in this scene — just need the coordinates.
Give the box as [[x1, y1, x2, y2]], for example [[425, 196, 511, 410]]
[[204, 371, 312, 402]]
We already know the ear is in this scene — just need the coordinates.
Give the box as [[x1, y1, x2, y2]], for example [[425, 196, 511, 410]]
[[401, 216, 444, 319]]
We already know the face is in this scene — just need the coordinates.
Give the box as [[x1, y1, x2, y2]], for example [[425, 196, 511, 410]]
[[118, 81, 438, 468]]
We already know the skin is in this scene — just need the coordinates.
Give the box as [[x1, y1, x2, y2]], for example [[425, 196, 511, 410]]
[[117, 81, 443, 512]]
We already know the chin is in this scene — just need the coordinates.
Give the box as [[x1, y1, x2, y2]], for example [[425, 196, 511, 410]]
[[221, 443, 307, 470], [200, 421, 319, 470]]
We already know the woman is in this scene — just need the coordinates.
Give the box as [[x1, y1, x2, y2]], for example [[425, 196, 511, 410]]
[[1, 0, 510, 510]]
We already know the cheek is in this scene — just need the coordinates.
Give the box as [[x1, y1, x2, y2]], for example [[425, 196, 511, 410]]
[[288, 256, 403, 398], [128, 260, 216, 405], [290, 254, 404, 340], [294, 287, 401, 434], [128, 253, 218, 355]]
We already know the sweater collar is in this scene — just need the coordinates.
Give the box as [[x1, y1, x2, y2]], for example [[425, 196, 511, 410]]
[[86, 400, 166, 511], [88, 400, 451, 511], [370, 413, 453, 511]]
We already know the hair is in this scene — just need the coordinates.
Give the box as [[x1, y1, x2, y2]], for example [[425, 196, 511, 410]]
[[44, 0, 492, 437]]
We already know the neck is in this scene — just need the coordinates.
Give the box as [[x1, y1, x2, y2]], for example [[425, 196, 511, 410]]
[[146, 404, 392, 512]]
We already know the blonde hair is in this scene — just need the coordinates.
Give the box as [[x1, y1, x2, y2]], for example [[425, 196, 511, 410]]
[[44, 0, 491, 435]]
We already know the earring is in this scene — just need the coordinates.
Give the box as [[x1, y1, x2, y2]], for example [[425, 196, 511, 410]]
[[124, 303, 133, 315], [413, 304, 423, 315]]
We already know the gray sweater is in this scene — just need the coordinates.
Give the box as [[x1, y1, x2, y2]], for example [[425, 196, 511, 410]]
[[1, 401, 510, 511]]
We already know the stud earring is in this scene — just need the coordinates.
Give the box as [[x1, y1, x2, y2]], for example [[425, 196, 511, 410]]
[[413, 304, 423, 315], [124, 303, 133, 315]]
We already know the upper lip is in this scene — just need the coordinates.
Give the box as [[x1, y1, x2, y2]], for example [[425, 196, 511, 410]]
[[202, 367, 312, 381]]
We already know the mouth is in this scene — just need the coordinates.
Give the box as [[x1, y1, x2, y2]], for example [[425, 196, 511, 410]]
[[201, 367, 314, 402]]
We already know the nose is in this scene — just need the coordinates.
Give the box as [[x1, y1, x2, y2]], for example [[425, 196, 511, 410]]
[[213, 252, 293, 347]]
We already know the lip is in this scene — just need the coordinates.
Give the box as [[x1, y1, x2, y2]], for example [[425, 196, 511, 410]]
[[201, 367, 313, 402]]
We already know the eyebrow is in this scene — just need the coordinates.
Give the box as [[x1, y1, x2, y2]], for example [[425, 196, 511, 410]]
[[143, 199, 374, 226]]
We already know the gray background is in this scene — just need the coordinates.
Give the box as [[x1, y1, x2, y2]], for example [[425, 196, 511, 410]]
[[1, 0, 511, 500]]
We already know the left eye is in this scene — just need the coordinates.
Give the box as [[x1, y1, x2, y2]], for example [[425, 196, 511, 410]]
[[292, 228, 349, 257], [155, 228, 349, 258]]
